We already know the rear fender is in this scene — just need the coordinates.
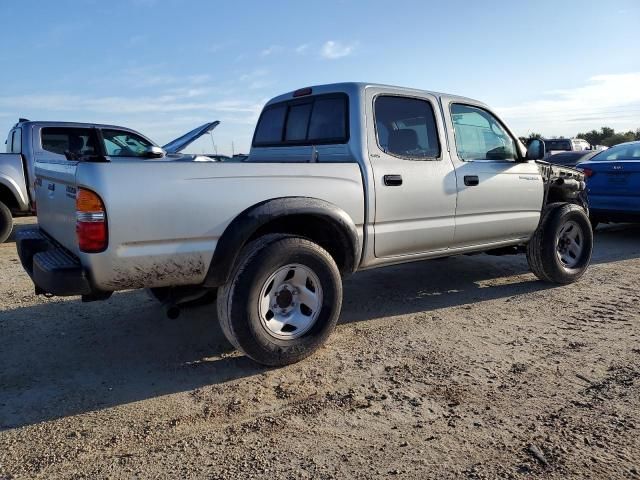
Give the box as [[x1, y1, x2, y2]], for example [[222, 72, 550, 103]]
[[203, 197, 361, 287], [0, 173, 29, 211]]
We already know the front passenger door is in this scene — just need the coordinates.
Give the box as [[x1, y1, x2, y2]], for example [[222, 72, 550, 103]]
[[445, 102, 543, 247]]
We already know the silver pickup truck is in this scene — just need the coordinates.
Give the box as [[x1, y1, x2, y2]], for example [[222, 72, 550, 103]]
[[0, 119, 219, 242], [17, 82, 592, 366]]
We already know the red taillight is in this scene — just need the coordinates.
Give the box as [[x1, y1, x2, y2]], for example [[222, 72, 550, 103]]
[[293, 87, 312, 97], [582, 168, 594, 178], [76, 188, 107, 252]]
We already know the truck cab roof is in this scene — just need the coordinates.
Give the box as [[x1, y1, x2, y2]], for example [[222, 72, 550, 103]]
[[264, 82, 484, 109], [12, 120, 147, 134]]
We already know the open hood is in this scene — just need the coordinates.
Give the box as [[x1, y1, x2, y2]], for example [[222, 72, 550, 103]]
[[162, 121, 220, 154]]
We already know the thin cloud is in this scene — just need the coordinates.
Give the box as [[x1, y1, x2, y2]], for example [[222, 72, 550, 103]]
[[497, 72, 640, 136], [208, 42, 227, 53], [261, 45, 283, 57], [0, 91, 263, 117], [295, 44, 309, 54], [320, 40, 355, 59]]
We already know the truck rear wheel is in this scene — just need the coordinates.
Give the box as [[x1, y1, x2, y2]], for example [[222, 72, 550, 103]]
[[526, 203, 593, 284], [217, 234, 342, 366], [0, 201, 13, 243]]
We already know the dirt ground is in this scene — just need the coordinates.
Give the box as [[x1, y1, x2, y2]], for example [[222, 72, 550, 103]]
[[0, 217, 639, 479]]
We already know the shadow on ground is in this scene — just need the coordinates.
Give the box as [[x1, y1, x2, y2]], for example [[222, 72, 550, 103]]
[[1, 223, 639, 430], [5, 220, 35, 244]]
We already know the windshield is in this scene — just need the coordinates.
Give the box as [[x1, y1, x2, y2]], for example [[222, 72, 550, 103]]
[[544, 139, 572, 151], [590, 143, 640, 161], [102, 129, 154, 157]]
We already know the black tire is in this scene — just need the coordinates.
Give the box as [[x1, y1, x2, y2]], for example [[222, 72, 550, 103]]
[[217, 234, 342, 366], [526, 203, 593, 284], [0, 201, 13, 243], [148, 286, 217, 307]]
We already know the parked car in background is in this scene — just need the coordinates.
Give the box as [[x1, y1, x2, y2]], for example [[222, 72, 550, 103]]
[[546, 150, 599, 167], [543, 138, 591, 157], [576, 141, 640, 229], [16, 82, 592, 366], [0, 119, 218, 242]]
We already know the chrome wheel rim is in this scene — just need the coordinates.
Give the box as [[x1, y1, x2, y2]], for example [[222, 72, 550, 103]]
[[556, 220, 584, 269], [258, 263, 323, 340]]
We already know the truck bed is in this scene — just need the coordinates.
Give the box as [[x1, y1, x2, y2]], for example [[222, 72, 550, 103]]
[[34, 159, 365, 291]]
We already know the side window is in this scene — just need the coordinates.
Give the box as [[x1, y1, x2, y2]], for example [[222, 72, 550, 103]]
[[41, 127, 97, 157], [252, 94, 349, 147], [451, 104, 517, 161], [102, 129, 153, 157], [12, 128, 21, 153], [374, 95, 440, 159]]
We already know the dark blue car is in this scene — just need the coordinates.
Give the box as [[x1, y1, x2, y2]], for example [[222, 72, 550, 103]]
[[576, 141, 640, 229]]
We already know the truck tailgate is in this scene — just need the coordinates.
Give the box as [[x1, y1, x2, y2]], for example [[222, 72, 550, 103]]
[[34, 160, 80, 255]]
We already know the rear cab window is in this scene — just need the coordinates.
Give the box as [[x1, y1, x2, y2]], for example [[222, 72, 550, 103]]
[[41, 127, 98, 157], [252, 93, 349, 147], [544, 139, 572, 151]]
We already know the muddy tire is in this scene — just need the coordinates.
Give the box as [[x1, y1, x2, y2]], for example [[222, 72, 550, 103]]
[[217, 234, 342, 366], [527, 203, 593, 284], [0, 201, 12, 243]]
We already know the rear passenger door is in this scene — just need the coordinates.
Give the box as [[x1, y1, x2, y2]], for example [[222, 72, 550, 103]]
[[366, 89, 458, 258]]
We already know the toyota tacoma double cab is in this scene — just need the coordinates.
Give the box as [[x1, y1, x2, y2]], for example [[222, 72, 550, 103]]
[[16, 82, 593, 366], [0, 119, 219, 243]]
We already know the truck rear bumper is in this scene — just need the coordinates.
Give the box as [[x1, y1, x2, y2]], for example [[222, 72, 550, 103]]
[[16, 227, 93, 296]]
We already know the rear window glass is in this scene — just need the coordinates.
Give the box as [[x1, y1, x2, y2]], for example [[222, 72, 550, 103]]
[[544, 139, 572, 151], [285, 103, 313, 141], [591, 143, 640, 161], [41, 127, 97, 156], [308, 97, 346, 141], [253, 93, 348, 147], [253, 105, 287, 144]]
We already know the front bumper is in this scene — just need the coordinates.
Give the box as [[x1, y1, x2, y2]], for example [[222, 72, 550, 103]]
[[16, 227, 93, 296]]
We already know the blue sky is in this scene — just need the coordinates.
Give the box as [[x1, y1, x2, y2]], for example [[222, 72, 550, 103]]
[[1, 0, 639, 154]]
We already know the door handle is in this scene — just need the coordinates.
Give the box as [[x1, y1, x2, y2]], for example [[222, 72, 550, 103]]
[[384, 174, 403, 186], [464, 175, 479, 186]]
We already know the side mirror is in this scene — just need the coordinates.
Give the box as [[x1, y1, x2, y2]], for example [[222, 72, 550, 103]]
[[526, 139, 545, 160], [143, 146, 166, 158]]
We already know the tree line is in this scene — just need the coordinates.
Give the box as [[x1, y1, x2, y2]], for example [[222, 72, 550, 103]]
[[519, 127, 640, 147]]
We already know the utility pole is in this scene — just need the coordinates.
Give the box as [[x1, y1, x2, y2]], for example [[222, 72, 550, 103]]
[[232, 141, 235, 157]]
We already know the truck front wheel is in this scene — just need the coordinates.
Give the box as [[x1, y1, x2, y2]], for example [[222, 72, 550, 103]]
[[217, 234, 342, 366], [526, 203, 593, 284], [0, 201, 13, 243]]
